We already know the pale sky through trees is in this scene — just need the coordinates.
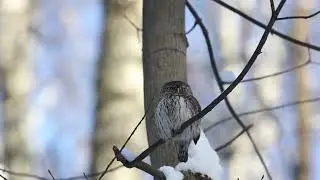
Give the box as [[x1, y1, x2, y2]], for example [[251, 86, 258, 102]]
[[1, 0, 319, 179]]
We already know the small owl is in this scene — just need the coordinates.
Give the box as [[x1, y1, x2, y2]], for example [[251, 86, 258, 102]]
[[155, 81, 201, 162]]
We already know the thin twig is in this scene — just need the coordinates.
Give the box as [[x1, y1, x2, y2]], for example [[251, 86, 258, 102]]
[[129, 1, 286, 171], [204, 96, 320, 132], [269, 0, 275, 13], [98, 94, 157, 179], [186, 20, 198, 35], [215, 124, 253, 151], [123, 14, 142, 31], [277, 10, 320, 20], [113, 146, 166, 180], [82, 173, 88, 180], [0, 166, 122, 180], [126, 139, 165, 165], [210, 0, 320, 51], [223, 43, 315, 84], [0, 174, 7, 180], [48, 170, 55, 180], [186, 1, 289, 179], [222, 60, 310, 84]]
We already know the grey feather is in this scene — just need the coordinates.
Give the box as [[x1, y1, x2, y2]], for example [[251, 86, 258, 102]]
[[154, 81, 201, 162]]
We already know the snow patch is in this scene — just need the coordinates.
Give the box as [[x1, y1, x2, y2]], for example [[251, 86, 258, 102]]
[[175, 130, 222, 180], [121, 147, 136, 162], [159, 166, 184, 180]]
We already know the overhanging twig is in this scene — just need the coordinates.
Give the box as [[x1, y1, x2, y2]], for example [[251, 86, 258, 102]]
[[277, 10, 320, 20], [215, 124, 253, 151], [113, 146, 166, 180], [210, 0, 320, 51], [185, 1, 285, 179]]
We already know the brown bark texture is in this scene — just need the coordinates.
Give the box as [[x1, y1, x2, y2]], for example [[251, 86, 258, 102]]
[[143, 0, 188, 170], [292, 4, 311, 180], [0, 0, 35, 179], [92, 0, 148, 179]]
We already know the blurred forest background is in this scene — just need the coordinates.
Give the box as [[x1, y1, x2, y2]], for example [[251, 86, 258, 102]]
[[0, 0, 319, 180]]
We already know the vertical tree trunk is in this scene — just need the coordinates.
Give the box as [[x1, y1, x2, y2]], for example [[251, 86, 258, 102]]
[[143, 0, 188, 169], [0, 0, 34, 178], [291, 2, 311, 180], [92, 0, 148, 179]]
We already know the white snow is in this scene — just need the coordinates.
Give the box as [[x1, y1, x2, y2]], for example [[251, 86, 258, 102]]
[[120, 149, 154, 180], [121, 147, 137, 162], [0, 164, 9, 180], [220, 70, 236, 82], [175, 130, 222, 180], [122, 131, 222, 180], [159, 166, 184, 180]]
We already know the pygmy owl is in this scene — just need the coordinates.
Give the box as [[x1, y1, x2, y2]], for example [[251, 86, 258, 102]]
[[155, 81, 201, 162]]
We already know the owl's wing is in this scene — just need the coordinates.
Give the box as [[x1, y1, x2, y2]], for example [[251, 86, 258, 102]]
[[184, 95, 201, 144], [185, 94, 201, 114]]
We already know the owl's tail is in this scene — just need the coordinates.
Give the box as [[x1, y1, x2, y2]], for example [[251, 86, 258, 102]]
[[176, 141, 189, 162]]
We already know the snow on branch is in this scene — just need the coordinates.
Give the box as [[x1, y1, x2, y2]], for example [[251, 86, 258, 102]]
[[113, 131, 222, 180], [175, 131, 222, 180]]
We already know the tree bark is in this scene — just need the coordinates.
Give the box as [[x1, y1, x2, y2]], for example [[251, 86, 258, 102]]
[[291, 3, 311, 180], [0, 0, 35, 178], [91, 0, 148, 179], [143, 0, 187, 169]]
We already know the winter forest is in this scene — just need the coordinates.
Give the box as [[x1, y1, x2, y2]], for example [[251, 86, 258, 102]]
[[0, 0, 319, 180]]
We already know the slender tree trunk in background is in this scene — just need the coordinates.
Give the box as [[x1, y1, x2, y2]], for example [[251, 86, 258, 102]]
[[92, 0, 148, 179], [143, 0, 187, 169], [0, 0, 34, 178], [291, 2, 311, 180]]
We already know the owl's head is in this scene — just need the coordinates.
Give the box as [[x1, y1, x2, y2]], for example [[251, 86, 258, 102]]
[[160, 81, 193, 95]]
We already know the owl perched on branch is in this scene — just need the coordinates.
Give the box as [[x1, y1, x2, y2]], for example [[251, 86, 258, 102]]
[[155, 81, 201, 162]]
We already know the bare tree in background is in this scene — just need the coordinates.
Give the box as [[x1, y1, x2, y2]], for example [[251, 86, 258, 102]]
[[0, 0, 35, 179], [143, 0, 188, 170], [291, 2, 312, 180], [92, 0, 148, 179]]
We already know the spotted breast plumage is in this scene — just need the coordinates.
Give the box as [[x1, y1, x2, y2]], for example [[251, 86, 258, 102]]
[[154, 81, 201, 162]]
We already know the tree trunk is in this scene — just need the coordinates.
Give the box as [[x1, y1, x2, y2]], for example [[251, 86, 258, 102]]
[[0, 0, 35, 178], [291, 3, 311, 180], [91, 0, 148, 179], [143, 0, 187, 169]]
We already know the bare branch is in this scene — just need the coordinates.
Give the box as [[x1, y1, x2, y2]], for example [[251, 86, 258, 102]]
[[277, 10, 320, 20], [269, 0, 275, 13], [130, 2, 286, 176], [215, 124, 253, 151], [222, 43, 318, 84], [222, 58, 310, 84], [185, 1, 288, 179], [186, 20, 198, 35], [82, 173, 88, 180], [0, 169, 47, 180], [48, 170, 55, 180], [123, 14, 142, 31], [0, 164, 122, 180], [98, 94, 157, 179], [0, 174, 7, 180], [113, 146, 166, 180], [123, 13, 142, 43], [204, 96, 320, 132], [210, 0, 320, 51]]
